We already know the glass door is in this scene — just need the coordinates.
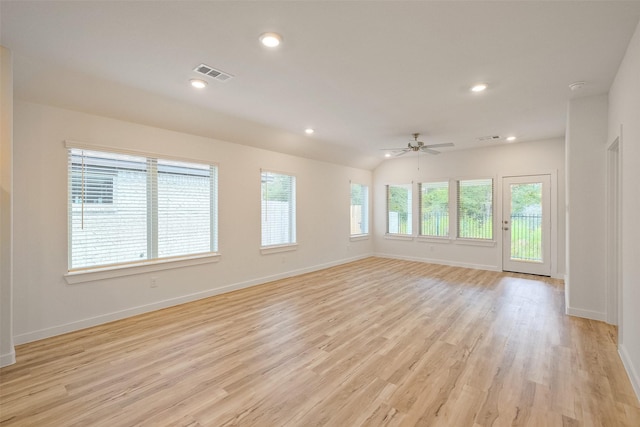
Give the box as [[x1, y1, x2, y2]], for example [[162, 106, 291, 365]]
[[502, 175, 551, 276]]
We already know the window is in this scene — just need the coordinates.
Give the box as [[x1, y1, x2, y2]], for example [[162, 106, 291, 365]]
[[387, 184, 412, 235], [261, 171, 296, 247], [419, 181, 449, 237], [457, 178, 493, 240], [68, 148, 218, 270], [350, 183, 369, 236]]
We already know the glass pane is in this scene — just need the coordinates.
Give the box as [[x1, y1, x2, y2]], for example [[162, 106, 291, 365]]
[[420, 182, 448, 237], [69, 149, 148, 269], [510, 183, 543, 262], [157, 160, 212, 258], [262, 172, 296, 246], [458, 179, 493, 239], [350, 183, 368, 235], [387, 184, 412, 235]]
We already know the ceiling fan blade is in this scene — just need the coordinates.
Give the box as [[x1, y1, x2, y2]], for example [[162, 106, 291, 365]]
[[424, 142, 454, 149], [393, 149, 410, 157], [421, 148, 441, 155], [380, 148, 405, 151]]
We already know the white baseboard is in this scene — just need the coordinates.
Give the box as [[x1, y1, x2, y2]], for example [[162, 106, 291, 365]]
[[13, 253, 373, 345], [565, 306, 607, 322], [0, 348, 16, 367], [619, 343, 640, 403], [374, 252, 500, 272]]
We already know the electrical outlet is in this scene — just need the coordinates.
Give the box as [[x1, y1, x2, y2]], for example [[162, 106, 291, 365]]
[[150, 277, 158, 288]]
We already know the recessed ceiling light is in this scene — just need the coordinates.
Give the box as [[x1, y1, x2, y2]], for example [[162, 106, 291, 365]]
[[506, 136, 516, 142], [384, 153, 392, 158], [259, 32, 282, 48], [305, 128, 315, 135], [190, 79, 208, 89], [471, 83, 488, 92]]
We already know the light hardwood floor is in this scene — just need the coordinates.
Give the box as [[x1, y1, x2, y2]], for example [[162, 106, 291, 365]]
[[1, 257, 638, 426]]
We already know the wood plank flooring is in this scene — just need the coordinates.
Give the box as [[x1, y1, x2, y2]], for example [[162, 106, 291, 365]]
[[1, 257, 638, 426]]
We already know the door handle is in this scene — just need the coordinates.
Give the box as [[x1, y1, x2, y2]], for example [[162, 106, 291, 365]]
[[503, 227, 509, 231]]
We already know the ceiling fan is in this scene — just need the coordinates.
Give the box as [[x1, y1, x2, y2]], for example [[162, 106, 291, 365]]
[[382, 133, 454, 157]]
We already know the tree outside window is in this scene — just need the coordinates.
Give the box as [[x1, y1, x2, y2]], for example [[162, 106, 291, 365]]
[[387, 184, 412, 235], [457, 179, 493, 239]]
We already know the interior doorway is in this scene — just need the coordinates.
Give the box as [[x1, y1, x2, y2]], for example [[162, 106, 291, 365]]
[[502, 175, 551, 276]]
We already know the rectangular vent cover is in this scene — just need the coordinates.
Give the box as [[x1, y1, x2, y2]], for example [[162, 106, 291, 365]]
[[477, 135, 501, 142], [194, 63, 233, 82]]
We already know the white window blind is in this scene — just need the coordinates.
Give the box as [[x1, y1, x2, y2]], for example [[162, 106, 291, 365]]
[[68, 148, 217, 270], [157, 159, 217, 258], [350, 183, 369, 236], [457, 178, 494, 240], [419, 181, 449, 237], [387, 184, 412, 235], [261, 171, 296, 247]]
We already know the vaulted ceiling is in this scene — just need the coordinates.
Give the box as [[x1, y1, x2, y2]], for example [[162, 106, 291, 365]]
[[2, 1, 640, 169]]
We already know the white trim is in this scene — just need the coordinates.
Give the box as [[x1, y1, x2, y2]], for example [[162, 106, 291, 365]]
[[619, 343, 640, 402], [0, 349, 16, 367], [65, 253, 221, 284], [498, 169, 559, 278], [605, 135, 622, 326], [259, 167, 297, 178], [15, 253, 374, 345], [350, 182, 370, 238], [384, 234, 414, 241], [375, 252, 499, 272], [385, 183, 414, 236], [455, 176, 497, 242], [500, 174, 552, 276], [565, 306, 607, 322], [416, 236, 452, 244], [260, 170, 297, 249], [260, 243, 299, 255], [454, 238, 497, 247]]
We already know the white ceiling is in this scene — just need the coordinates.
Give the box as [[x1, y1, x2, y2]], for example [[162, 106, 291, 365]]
[[2, 1, 640, 169]]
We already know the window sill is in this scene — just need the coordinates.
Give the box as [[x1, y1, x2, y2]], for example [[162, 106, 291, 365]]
[[454, 238, 497, 247], [260, 243, 298, 255], [384, 234, 414, 241], [350, 234, 370, 242], [65, 252, 221, 284], [417, 236, 452, 244]]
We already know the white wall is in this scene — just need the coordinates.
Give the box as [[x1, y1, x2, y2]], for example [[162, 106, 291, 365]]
[[12, 101, 373, 344], [565, 94, 608, 321], [609, 18, 640, 400], [0, 46, 15, 366], [373, 138, 565, 276]]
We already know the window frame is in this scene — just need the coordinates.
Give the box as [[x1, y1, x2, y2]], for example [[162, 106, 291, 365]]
[[260, 169, 297, 252], [350, 182, 370, 238], [65, 141, 219, 280], [455, 177, 495, 242], [386, 183, 413, 237], [418, 181, 450, 239]]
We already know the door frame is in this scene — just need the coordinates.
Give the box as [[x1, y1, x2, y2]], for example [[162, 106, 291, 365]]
[[606, 134, 622, 327], [500, 171, 558, 278]]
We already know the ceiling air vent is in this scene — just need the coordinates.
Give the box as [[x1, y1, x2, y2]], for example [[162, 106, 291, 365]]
[[477, 135, 501, 142], [194, 63, 234, 82]]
